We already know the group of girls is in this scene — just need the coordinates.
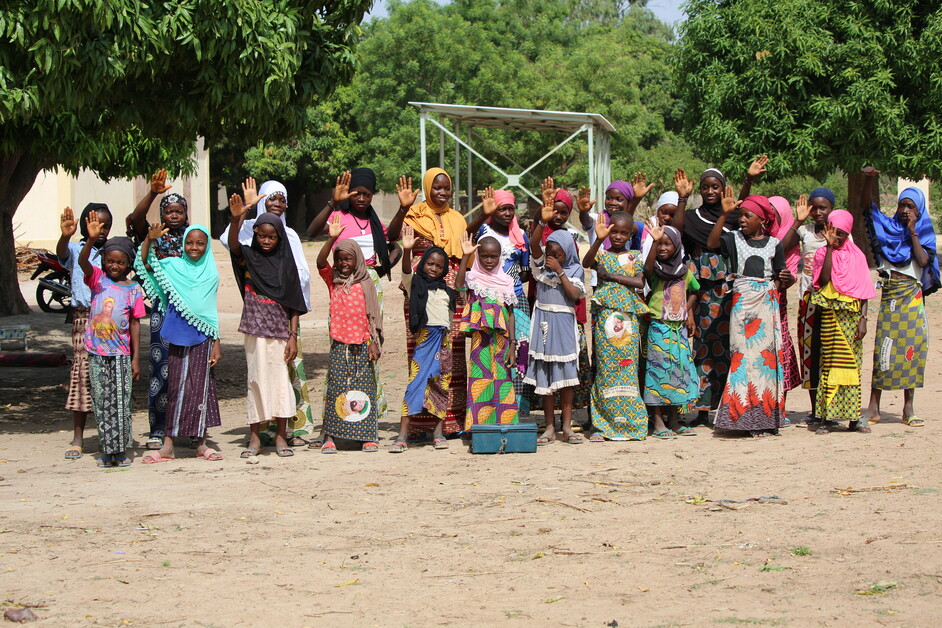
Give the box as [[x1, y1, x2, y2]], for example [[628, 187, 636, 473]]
[[60, 158, 938, 463]]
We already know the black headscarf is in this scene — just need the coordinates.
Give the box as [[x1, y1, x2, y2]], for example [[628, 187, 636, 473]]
[[682, 168, 740, 250], [408, 246, 456, 335], [102, 236, 136, 265], [341, 167, 392, 279], [79, 203, 112, 241], [235, 214, 307, 314], [653, 226, 687, 280]]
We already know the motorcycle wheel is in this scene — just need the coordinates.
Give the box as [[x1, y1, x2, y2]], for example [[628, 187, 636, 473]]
[[36, 271, 72, 313]]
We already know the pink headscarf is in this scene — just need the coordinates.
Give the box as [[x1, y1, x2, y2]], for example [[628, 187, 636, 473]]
[[812, 210, 876, 300], [466, 236, 517, 304], [740, 194, 776, 234], [491, 189, 526, 251], [769, 196, 799, 275], [554, 188, 573, 212]]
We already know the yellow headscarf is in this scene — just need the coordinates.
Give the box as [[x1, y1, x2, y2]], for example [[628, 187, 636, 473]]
[[404, 168, 467, 259]]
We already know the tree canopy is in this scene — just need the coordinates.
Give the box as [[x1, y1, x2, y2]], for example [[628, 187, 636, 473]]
[[0, 0, 371, 314]]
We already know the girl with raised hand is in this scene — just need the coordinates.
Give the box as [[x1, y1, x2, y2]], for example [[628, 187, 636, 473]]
[[767, 197, 802, 415], [79, 212, 146, 467], [525, 195, 587, 445], [706, 188, 786, 437], [227, 181, 307, 459], [136, 223, 223, 462], [863, 168, 939, 427], [456, 231, 518, 429], [682, 155, 767, 426], [314, 214, 382, 454], [395, 168, 468, 438], [57, 203, 112, 460], [394, 225, 458, 452], [222, 178, 315, 447], [465, 187, 532, 414], [642, 219, 700, 438], [810, 210, 875, 434], [127, 169, 187, 451], [582, 212, 648, 441]]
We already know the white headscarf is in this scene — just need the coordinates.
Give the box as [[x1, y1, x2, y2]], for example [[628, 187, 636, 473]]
[[655, 191, 680, 210]]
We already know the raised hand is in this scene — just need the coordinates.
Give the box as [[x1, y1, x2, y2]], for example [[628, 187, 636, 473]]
[[327, 213, 346, 239], [630, 172, 653, 199], [674, 169, 694, 198], [648, 215, 665, 242], [147, 221, 169, 242], [747, 154, 768, 179], [460, 231, 479, 256], [241, 176, 262, 208], [721, 186, 741, 214], [396, 175, 419, 208], [594, 211, 612, 241], [60, 207, 77, 237], [150, 169, 172, 195], [577, 187, 596, 214], [228, 192, 247, 218], [85, 210, 103, 241], [333, 170, 354, 205], [823, 224, 838, 247], [540, 200, 555, 225], [540, 176, 556, 207], [795, 194, 810, 222], [544, 255, 563, 275], [401, 224, 416, 251], [480, 186, 497, 216]]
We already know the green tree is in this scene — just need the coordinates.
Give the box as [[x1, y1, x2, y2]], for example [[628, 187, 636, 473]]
[[674, 0, 942, 250], [0, 0, 369, 315]]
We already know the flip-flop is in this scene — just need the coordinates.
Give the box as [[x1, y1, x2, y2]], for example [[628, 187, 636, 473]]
[[566, 434, 583, 444], [652, 429, 676, 439], [389, 440, 407, 453], [903, 416, 925, 427], [307, 438, 324, 449], [321, 441, 338, 454], [589, 433, 605, 442], [113, 455, 132, 468], [537, 436, 554, 446], [276, 447, 295, 457], [95, 456, 112, 468], [674, 426, 697, 437], [64, 446, 82, 460], [198, 448, 224, 461], [362, 442, 379, 452], [145, 436, 163, 450], [240, 447, 259, 459], [287, 436, 309, 447], [432, 437, 449, 450], [142, 452, 174, 464], [848, 421, 871, 434]]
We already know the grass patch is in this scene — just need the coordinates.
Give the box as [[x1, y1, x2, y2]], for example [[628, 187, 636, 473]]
[[856, 581, 897, 595], [790, 546, 812, 556]]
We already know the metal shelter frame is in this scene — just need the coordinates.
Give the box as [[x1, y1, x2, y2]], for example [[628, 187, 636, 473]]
[[410, 102, 615, 217]]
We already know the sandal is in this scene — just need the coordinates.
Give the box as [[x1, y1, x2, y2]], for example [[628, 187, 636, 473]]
[[239, 447, 259, 459], [362, 442, 379, 453], [652, 429, 676, 439], [565, 434, 584, 444], [113, 455, 132, 468], [96, 456, 112, 468], [145, 436, 163, 450], [64, 445, 82, 460], [307, 438, 324, 449], [198, 448, 224, 461], [142, 451, 174, 463], [588, 433, 605, 442], [537, 436, 554, 446], [815, 425, 831, 435], [674, 426, 697, 437], [433, 437, 449, 450], [389, 440, 407, 453], [848, 421, 871, 434], [321, 441, 338, 454], [903, 416, 925, 427], [276, 447, 295, 457], [287, 436, 309, 447]]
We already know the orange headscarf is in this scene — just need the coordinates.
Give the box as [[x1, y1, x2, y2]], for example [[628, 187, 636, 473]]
[[404, 168, 467, 259]]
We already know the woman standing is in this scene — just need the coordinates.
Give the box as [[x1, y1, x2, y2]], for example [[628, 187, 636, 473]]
[[391, 168, 468, 437], [863, 168, 940, 427]]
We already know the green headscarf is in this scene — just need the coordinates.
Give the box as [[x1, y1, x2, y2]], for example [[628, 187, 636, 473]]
[[136, 225, 220, 339]]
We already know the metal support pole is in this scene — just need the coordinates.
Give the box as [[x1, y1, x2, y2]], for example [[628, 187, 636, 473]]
[[439, 125, 445, 169], [454, 121, 460, 211], [420, 114, 427, 199], [467, 125, 472, 215], [587, 124, 595, 201]]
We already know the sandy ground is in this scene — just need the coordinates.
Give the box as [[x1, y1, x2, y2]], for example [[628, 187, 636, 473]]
[[2, 241, 942, 627]]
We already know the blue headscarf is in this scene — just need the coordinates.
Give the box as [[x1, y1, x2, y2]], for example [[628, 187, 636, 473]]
[[808, 187, 836, 207], [868, 187, 940, 297], [547, 230, 585, 283]]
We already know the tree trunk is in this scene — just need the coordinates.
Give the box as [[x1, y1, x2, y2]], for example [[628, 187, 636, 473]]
[[846, 171, 875, 267], [0, 151, 44, 316]]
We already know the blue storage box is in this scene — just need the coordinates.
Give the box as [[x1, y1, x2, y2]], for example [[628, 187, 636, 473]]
[[471, 423, 538, 454]]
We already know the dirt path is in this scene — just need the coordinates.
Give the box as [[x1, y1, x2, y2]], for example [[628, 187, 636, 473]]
[[2, 242, 941, 626]]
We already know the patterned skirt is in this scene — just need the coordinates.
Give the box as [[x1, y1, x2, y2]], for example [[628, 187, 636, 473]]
[[590, 306, 647, 440], [779, 291, 801, 392], [147, 304, 169, 437], [816, 304, 863, 423], [323, 340, 378, 442], [692, 281, 733, 411], [65, 308, 91, 413], [402, 326, 451, 424], [872, 276, 928, 390], [643, 319, 698, 409], [165, 339, 221, 438], [513, 301, 531, 417], [714, 278, 785, 432], [465, 329, 518, 429], [798, 288, 822, 391], [88, 354, 133, 455]]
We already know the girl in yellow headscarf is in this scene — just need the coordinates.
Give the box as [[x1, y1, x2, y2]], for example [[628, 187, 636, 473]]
[[393, 168, 469, 440]]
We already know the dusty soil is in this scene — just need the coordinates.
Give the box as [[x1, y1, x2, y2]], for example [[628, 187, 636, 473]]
[[2, 241, 941, 627]]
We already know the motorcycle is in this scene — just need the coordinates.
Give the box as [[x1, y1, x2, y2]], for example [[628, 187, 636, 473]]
[[30, 249, 72, 313]]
